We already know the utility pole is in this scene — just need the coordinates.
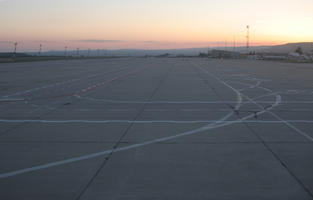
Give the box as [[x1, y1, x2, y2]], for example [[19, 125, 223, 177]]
[[13, 42, 18, 57], [38, 44, 42, 56], [208, 45, 210, 56], [64, 46, 68, 57], [233, 35, 236, 52], [225, 41, 227, 51], [246, 25, 250, 53]]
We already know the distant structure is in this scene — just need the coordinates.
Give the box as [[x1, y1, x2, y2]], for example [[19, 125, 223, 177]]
[[13, 42, 18, 57], [224, 41, 227, 51], [38, 44, 42, 56], [233, 36, 236, 52], [64, 46, 68, 57], [76, 48, 80, 57], [211, 50, 240, 59], [246, 25, 250, 52], [87, 49, 90, 57]]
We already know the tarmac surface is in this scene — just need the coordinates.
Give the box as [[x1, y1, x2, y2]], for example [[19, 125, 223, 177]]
[[0, 58, 312, 200]]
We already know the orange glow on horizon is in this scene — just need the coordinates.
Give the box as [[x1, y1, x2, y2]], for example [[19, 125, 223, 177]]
[[0, 0, 312, 51]]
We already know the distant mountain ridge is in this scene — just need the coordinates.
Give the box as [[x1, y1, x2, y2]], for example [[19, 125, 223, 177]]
[[4, 42, 313, 57]]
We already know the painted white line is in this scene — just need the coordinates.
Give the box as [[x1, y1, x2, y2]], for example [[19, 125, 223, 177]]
[[0, 111, 234, 179], [75, 96, 313, 104], [0, 62, 287, 179], [1, 67, 128, 98], [0, 66, 244, 179], [0, 94, 277, 180], [193, 64, 243, 110], [233, 80, 313, 142]]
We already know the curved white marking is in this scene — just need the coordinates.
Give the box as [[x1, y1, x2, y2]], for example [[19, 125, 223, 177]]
[[0, 62, 285, 179]]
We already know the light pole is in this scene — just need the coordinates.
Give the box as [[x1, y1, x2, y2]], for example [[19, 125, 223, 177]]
[[13, 42, 18, 58], [246, 25, 250, 53], [64, 46, 68, 57], [38, 44, 42, 56]]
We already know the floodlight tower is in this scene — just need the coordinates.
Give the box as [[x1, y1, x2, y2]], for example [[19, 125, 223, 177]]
[[246, 25, 250, 53]]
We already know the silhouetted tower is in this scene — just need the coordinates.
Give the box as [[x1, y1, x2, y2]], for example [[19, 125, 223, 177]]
[[246, 25, 250, 53], [87, 49, 90, 57], [76, 48, 80, 57], [38, 44, 42, 56]]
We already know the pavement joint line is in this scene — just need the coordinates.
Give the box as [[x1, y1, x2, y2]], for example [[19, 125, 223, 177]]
[[206, 63, 313, 142], [0, 60, 300, 182], [1, 66, 130, 99], [74, 62, 174, 200], [0, 61, 287, 179], [0, 66, 144, 137], [242, 91, 313, 142], [197, 62, 313, 198], [0, 63, 239, 178], [243, 121, 313, 198], [0, 66, 142, 104]]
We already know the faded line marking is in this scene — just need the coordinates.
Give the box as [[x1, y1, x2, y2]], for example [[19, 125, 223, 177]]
[[0, 66, 243, 179], [1, 67, 129, 99], [75, 96, 313, 104], [0, 62, 287, 179]]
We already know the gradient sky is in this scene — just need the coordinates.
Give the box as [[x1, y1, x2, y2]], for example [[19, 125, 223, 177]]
[[1, 0, 313, 51]]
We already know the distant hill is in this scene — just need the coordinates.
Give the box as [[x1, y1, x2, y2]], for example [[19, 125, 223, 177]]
[[0, 52, 31, 58], [263, 42, 313, 54], [10, 42, 312, 57]]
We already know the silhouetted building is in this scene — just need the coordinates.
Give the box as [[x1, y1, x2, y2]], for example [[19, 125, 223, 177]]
[[210, 50, 240, 59]]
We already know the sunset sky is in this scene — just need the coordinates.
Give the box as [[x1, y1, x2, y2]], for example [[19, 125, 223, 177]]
[[0, 0, 313, 51]]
